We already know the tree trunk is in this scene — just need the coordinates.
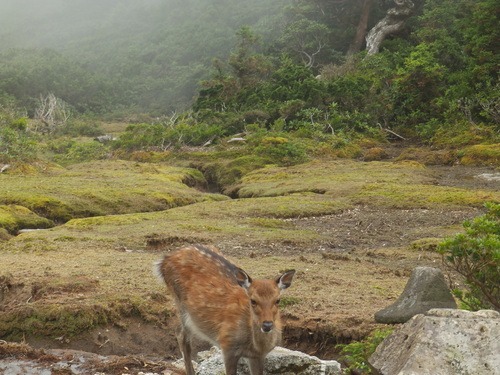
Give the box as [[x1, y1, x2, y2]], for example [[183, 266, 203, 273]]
[[365, 0, 415, 55], [347, 0, 373, 55]]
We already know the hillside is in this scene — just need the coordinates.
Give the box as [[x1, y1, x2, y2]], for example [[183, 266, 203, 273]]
[[0, 0, 288, 113]]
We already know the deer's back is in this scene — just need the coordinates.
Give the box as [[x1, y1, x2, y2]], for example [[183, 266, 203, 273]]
[[158, 245, 251, 341]]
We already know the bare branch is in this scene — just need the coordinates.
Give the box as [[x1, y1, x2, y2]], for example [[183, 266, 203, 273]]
[[34, 93, 71, 134]]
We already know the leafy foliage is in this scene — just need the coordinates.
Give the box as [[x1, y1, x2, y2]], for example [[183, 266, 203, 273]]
[[337, 328, 394, 374], [0, 0, 498, 158], [438, 203, 500, 311], [0, 109, 37, 162]]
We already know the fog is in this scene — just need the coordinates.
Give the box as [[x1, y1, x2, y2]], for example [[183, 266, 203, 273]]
[[0, 0, 288, 113], [0, 0, 185, 50], [0, 0, 282, 51]]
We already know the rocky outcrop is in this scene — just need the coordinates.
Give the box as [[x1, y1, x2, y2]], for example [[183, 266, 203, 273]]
[[189, 346, 342, 374], [375, 266, 456, 323], [369, 309, 500, 375]]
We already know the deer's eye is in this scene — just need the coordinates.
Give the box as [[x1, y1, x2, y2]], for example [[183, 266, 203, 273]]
[[250, 299, 257, 306]]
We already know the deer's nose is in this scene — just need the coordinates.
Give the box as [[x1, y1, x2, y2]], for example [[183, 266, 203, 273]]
[[261, 321, 273, 333]]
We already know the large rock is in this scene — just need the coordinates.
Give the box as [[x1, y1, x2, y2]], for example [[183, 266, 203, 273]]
[[191, 346, 341, 374], [369, 309, 500, 375], [375, 266, 456, 323]]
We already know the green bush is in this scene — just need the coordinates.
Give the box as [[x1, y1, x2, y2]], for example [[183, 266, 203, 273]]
[[113, 123, 165, 151], [0, 116, 38, 162], [252, 136, 308, 166], [53, 141, 109, 165], [438, 203, 500, 311], [58, 119, 104, 137], [337, 328, 393, 374], [113, 121, 225, 152]]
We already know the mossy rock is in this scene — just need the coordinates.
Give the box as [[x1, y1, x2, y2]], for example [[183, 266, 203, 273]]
[[0, 205, 54, 234]]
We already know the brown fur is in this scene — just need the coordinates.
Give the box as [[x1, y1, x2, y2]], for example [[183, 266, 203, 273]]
[[157, 245, 295, 375]]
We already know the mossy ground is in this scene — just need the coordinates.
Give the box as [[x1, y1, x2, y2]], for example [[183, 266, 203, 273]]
[[0, 205, 54, 234], [0, 154, 498, 360], [0, 159, 227, 226]]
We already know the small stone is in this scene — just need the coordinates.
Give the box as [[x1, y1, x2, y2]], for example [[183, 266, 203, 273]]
[[195, 346, 342, 374]]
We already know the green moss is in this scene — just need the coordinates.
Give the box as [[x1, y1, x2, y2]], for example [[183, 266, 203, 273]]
[[246, 218, 295, 229], [0, 303, 111, 339], [0, 228, 12, 241], [459, 144, 500, 166], [199, 155, 270, 194], [233, 160, 498, 209], [432, 124, 499, 148], [356, 183, 499, 208], [0, 294, 172, 340], [246, 194, 350, 219], [279, 296, 301, 308], [235, 160, 427, 199], [0, 205, 54, 234], [0, 160, 228, 223], [410, 238, 443, 252]]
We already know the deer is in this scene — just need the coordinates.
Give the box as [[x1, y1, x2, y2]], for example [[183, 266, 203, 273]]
[[156, 244, 295, 375]]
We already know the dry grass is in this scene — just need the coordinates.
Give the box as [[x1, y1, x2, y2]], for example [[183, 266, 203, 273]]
[[0, 157, 498, 354]]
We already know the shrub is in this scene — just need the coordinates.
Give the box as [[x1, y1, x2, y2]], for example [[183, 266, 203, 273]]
[[253, 136, 308, 166], [337, 328, 393, 374], [0, 116, 38, 162], [53, 141, 109, 165], [58, 119, 104, 137], [438, 203, 499, 311]]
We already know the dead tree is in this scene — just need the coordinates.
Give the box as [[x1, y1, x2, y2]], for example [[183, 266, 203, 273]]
[[34, 93, 71, 134], [366, 0, 415, 55]]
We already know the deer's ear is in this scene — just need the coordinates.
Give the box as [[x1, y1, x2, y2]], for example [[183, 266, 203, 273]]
[[235, 267, 252, 289], [276, 270, 295, 290]]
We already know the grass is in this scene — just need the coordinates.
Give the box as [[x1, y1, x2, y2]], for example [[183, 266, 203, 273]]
[[0, 160, 228, 228], [234, 160, 499, 208], [0, 156, 498, 345], [0, 243, 406, 341], [0, 205, 54, 234], [459, 143, 500, 166]]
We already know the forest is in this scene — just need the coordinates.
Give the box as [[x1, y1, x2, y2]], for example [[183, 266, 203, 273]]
[[0, 0, 498, 163]]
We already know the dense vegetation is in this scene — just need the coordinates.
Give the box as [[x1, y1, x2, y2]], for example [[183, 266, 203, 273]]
[[0, 0, 498, 166], [439, 203, 500, 311]]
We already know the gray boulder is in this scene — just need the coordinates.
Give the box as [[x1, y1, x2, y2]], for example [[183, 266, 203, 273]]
[[192, 346, 341, 374], [375, 266, 456, 324], [369, 308, 500, 375]]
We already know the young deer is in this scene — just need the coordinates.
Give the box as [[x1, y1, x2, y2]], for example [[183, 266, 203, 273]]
[[156, 244, 295, 375]]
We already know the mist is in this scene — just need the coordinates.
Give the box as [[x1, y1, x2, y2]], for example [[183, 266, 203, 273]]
[[0, 0, 288, 114]]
